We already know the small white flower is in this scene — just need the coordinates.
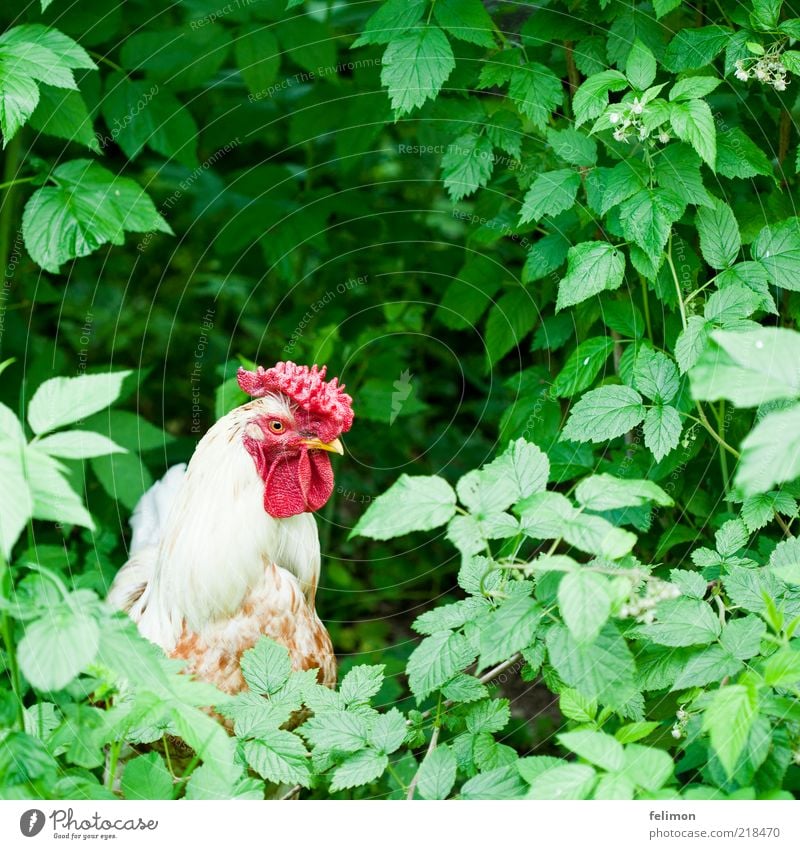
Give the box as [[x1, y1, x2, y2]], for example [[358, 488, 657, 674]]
[[735, 67, 750, 81], [658, 130, 671, 144], [755, 65, 769, 81], [638, 126, 648, 140], [613, 127, 628, 142], [671, 726, 683, 739], [774, 78, 787, 91], [609, 111, 621, 124], [631, 97, 644, 115]]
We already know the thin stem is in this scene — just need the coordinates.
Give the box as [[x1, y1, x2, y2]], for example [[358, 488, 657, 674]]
[[666, 232, 687, 330], [88, 50, 125, 73], [640, 275, 654, 343], [693, 403, 741, 459], [106, 740, 122, 791], [0, 176, 34, 191], [478, 652, 522, 684], [406, 720, 440, 800], [278, 784, 301, 801], [0, 552, 24, 730], [0, 132, 23, 283], [715, 401, 732, 508]]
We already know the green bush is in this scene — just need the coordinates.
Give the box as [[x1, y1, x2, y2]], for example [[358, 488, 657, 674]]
[[1, 0, 800, 800]]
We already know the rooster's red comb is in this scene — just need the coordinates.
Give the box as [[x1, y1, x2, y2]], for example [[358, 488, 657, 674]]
[[237, 361, 354, 433]]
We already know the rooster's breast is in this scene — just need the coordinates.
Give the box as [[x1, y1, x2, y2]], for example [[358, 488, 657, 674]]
[[171, 560, 335, 694]]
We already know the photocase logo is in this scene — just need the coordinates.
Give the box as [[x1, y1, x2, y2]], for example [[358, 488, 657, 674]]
[[390, 369, 414, 425], [19, 809, 45, 837]]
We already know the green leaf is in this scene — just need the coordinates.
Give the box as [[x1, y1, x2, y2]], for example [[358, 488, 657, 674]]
[[0, 447, 33, 559], [27, 371, 130, 436], [465, 698, 510, 734], [643, 405, 682, 462], [28, 86, 98, 152], [619, 189, 685, 261], [669, 76, 722, 101], [353, 0, 426, 47], [633, 347, 680, 404], [484, 288, 538, 367], [716, 128, 773, 179], [234, 27, 280, 96], [559, 689, 598, 723], [690, 327, 800, 406], [654, 0, 683, 18], [35, 430, 126, 459], [654, 143, 712, 208], [240, 638, 292, 695], [244, 730, 312, 787], [575, 475, 673, 511], [433, 0, 495, 48], [441, 673, 488, 703], [556, 241, 626, 311], [519, 169, 581, 225], [641, 598, 722, 646], [441, 133, 494, 201], [101, 73, 198, 168], [752, 218, 800, 292], [22, 159, 172, 273], [0, 25, 89, 143], [546, 623, 637, 709], [551, 337, 614, 399], [573, 70, 628, 127], [461, 765, 527, 800], [18, 606, 100, 691], [558, 571, 612, 644], [301, 712, 369, 754], [703, 683, 758, 778], [507, 62, 563, 130], [329, 748, 388, 791], [675, 315, 710, 373], [26, 447, 94, 528], [621, 744, 674, 791], [121, 753, 173, 800], [407, 631, 476, 701], [663, 25, 732, 72], [669, 99, 716, 169], [367, 708, 407, 755], [352, 474, 456, 540], [90, 452, 151, 512], [742, 491, 797, 532], [736, 403, 800, 496], [671, 645, 743, 690], [625, 40, 657, 90], [705, 281, 764, 325], [562, 385, 645, 443], [547, 127, 597, 167], [380, 26, 455, 116], [340, 664, 385, 705], [457, 438, 549, 515], [764, 647, 800, 687], [477, 594, 542, 671], [416, 745, 457, 800], [696, 198, 741, 270], [526, 763, 597, 800], [721, 616, 766, 660], [558, 730, 624, 772], [669, 569, 707, 599]]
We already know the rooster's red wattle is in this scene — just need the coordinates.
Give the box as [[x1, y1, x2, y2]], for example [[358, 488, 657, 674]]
[[107, 361, 353, 694]]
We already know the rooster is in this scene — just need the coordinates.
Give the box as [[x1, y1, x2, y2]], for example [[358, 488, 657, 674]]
[[107, 361, 353, 694]]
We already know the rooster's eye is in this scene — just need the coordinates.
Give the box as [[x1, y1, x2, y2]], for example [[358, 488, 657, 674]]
[[269, 420, 285, 433]]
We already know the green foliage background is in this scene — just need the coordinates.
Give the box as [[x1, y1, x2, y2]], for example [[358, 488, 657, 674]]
[[2, 0, 800, 801]]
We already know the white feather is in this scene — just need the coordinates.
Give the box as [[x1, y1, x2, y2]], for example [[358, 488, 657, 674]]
[[109, 394, 322, 654]]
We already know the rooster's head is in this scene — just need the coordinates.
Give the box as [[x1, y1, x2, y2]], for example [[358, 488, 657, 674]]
[[236, 362, 353, 518]]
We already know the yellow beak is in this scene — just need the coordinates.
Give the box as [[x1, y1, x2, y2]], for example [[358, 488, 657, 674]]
[[301, 436, 344, 455]]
